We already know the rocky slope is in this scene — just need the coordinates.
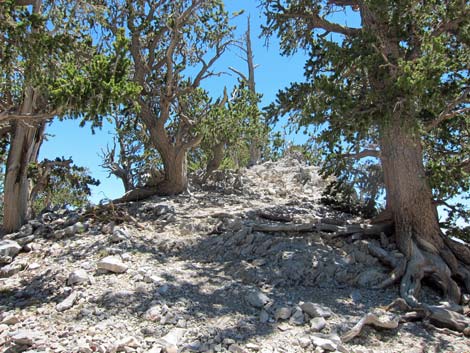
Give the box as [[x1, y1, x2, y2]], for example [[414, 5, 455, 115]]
[[1, 156, 469, 353]]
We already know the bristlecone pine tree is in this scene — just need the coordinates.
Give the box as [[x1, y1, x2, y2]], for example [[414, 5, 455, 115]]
[[102, 0, 234, 198], [262, 0, 470, 308], [0, 0, 137, 232]]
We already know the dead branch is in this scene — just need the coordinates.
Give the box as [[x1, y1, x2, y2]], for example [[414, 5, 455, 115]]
[[342, 310, 399, 342]]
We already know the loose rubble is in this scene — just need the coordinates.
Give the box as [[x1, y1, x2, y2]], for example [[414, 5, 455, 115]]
[[1, 156, 469, 353]]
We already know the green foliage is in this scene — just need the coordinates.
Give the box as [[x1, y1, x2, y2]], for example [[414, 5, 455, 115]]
[[262, 1, 470, 228], [101, 111, 162, 190], [29, 158, 100, 215], [0, 1, 138, 129], [192, 82, 268, 171]]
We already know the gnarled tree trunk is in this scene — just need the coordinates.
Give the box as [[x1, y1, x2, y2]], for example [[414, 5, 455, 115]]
[[3, 119, 45, 232], [156, 147, 189, 196], [380, 117, 470, 306]]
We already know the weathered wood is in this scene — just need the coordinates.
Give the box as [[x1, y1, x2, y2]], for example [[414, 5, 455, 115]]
[[342, 311, 399, 342], [250, 221, 392, 236]]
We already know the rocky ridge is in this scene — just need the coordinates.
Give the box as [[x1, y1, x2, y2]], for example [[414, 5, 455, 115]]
[[1, 156, 469, 353]]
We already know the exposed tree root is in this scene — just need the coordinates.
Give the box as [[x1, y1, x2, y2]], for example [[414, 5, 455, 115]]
[[367, 239, 470, 334], [341, 310, 399, 342], [113, 187, 158, 203]]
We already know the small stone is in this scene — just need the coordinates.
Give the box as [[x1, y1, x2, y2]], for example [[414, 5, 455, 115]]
[[144, 305, 161, 321], [110, 228, 130, 243], [311, 336, 337, 352], [9, 329, 44, 346], [300, 302, 333, 318], [277, 322, 291, 331], [245, 290, 270, 308], [97, 256, 128, 273], [274, 307, 292, 321], [0, 262, 24, 278], [310, 317, 327, 332], [463, 327, 470, 337], [56, 291, 79, 312], [246, 343, 261, 351], [117, 336, 140, 349], [289, 307, 304, 325], [161, 328, 185, 346], [0, 240, 22, 258], [68, 269, 90, 285], [1, 314, 20, 325], [186, 340, 202, 352], [298, 336, 311, 348]]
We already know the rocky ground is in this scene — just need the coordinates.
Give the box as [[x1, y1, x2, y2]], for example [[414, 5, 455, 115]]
[[1, 156, 470, 353]]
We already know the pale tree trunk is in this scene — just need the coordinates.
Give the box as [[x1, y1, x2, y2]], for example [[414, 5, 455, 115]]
[[245, 17, 261, 167], [379, 117, 470, 306], [3, 88, 45, 232]]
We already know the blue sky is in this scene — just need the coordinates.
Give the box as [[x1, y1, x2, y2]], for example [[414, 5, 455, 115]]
[[39, 0, 313, 202]]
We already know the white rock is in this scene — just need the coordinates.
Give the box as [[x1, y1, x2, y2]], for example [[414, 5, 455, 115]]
[[97, 256, 128, 273], [0, 240, 21, 258], [310, 317, 327, 332], [9, 329, 44, 346], [68, 269, 90, 285], [161, 328, 185, 346], [56, 291, 79, 312], [144, 305, 161, 321], [311, 336, 337, 352]]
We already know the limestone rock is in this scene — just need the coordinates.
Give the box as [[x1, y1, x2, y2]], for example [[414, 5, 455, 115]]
[[310, 317, 327, 332], [9, 329, 45, 346], [56, 291, 79, 312], [0, 262, 24, 278], [245, 290, 270, 308], [310, 335, 337, 352], [300, 302, 333, 318], [97, 256, 128, 273], [110, 228, 130, 243], [289, 307, 304, 325], [0, 240, 21, 258], [68, 269, 90, 285]]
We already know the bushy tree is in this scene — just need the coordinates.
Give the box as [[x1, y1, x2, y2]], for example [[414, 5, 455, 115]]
[[101, 0, 234, 198], [0, 0, 137, 231], [100, 112, 161, 192], [262, 0, 470, 306], [194, 82, 266, 177], [29, 158, 100, 215]]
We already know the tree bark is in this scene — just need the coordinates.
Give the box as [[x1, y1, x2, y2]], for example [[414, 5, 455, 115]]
[[156, 148, 188, 196], [3, 106, 45, 233], [379, 118, 470, 306]]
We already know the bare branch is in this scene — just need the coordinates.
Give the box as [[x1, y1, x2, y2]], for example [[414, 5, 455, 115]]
[[426, 88, 470, 131], [343, 149, 380, 159], [0, 111, 57, 123], [279, 9, 360, 37], [228, 66, 248, 83]]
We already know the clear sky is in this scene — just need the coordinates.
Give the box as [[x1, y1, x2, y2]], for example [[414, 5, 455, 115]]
[[39, 0, 313, 202]]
